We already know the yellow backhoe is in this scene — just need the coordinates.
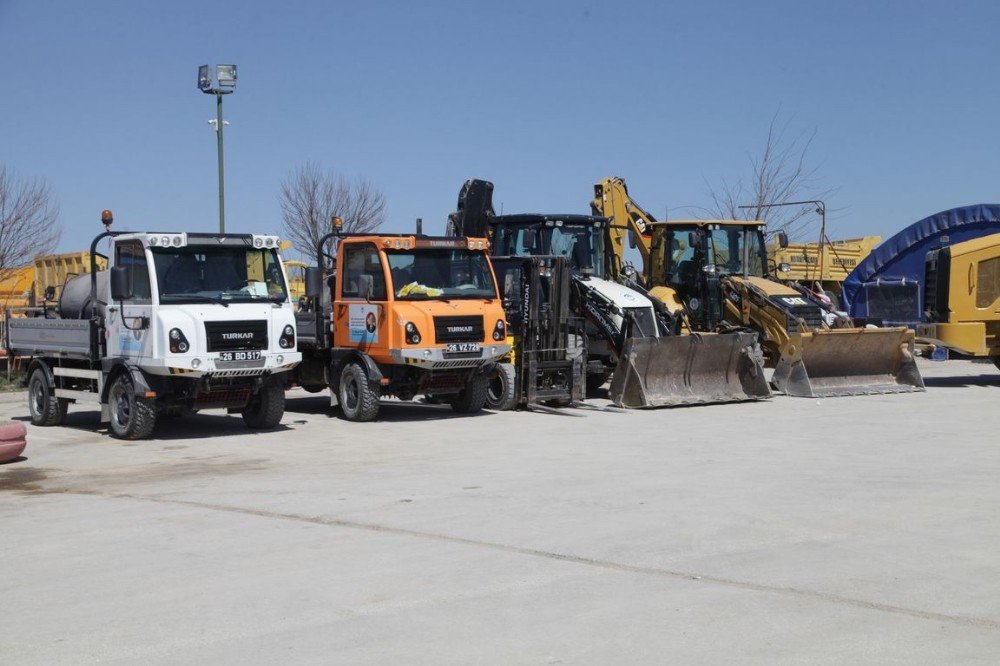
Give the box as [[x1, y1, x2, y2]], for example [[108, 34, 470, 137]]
[[591, 177, 925, 397]]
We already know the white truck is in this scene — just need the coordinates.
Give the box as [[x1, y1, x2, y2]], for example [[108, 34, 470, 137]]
[[5, 223, 301, 439]]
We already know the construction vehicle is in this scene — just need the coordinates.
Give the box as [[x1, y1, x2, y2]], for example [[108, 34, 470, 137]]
[[294, 219, 509, 421], [448, 182, 585, 409], [4, 211, 301, 439], [449, 179, 769, 408], [592, 176, 924, 397], [769, 236, 881, 309], [916, 233, 1000, 366]]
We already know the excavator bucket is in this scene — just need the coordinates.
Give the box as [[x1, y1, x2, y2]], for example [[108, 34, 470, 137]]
[[609, 331, 771, 408], [771, 327, 925, 398]]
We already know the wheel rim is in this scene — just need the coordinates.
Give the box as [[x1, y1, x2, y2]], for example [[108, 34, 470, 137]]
[[343, 373, 359, 412], [110, 383, 132, 431], [29, 377, 45, 418], [487, 370, 504, 403]]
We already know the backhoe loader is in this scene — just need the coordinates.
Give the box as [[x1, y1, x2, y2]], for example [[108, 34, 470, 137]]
[[450, 178, 769, 408], [592, 176, 924, 397]]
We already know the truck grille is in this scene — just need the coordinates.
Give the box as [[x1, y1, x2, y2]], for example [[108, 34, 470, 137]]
[[205, 320, 268, 351], [433, 316, 484, 343]]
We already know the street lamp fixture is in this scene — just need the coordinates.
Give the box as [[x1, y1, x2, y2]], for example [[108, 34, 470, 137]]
[[198, 64, 237, 232]]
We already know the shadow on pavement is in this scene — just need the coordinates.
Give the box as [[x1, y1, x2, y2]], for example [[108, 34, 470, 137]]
[[923, 374, 1000, 388], [13, 410, 292, 441]]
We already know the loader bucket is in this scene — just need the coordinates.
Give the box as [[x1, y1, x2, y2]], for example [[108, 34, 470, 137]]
[[771, 327, 925, 398], [609, 331, 771, 408]]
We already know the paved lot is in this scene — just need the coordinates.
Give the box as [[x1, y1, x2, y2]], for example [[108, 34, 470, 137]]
[[2, 359, 999, 664]]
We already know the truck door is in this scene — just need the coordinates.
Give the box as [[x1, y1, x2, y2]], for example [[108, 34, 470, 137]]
[[334, 242, 389, 357], [106, 240, 153, 361]]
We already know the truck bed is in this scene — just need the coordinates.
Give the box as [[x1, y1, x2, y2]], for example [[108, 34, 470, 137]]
[[6, 317, 92, 357]]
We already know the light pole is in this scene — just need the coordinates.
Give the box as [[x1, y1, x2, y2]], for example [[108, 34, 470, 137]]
[[738, 200, 826, 282], [198, 64, 237, 233]]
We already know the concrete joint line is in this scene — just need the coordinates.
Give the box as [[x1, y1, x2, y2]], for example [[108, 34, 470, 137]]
[[62, 489, 1000, 632]]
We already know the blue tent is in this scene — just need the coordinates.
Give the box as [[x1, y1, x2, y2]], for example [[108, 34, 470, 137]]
[[841, 204, 1000, 326]]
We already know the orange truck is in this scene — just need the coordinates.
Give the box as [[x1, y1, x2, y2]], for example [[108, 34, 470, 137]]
[[294, 222, 510, 421]]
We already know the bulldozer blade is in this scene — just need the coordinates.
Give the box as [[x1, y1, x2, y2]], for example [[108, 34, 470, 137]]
[[772, 327, 925, 398], [609, 331, 771, 408]]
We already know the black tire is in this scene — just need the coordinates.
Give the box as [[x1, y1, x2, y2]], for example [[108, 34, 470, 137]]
[[485, 363, 517, 410], [107, 373, 156, 440], [28, 368, 67, 427], [451, 373, 490, 414], [242, 380, 285, 429], [586, 371, 610, 396], [339, 361, 380, 422]]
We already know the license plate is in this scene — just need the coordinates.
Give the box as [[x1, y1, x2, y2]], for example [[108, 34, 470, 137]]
[[218, 350, 262, 362], [445, 343, 481, 353]]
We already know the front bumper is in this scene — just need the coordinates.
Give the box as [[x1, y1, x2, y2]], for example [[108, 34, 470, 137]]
[[148, 351, 302, 378], [391, 344, 509, 369]]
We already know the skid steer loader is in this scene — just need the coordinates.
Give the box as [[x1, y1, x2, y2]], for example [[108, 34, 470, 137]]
[[592, 176, 924, 398], [450, 178, 769, 408]]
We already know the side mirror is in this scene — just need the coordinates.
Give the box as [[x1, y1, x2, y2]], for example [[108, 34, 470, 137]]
[[305, 266, 324, 298], [357, 274, 374, 301], [521, 228, 537, 251], [777, 231, 789, 249], [110, 266, 132, 301], [778, 262, 791, 273]]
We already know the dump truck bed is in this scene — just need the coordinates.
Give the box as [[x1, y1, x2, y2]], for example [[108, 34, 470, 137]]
[[6, 317, 92, 358]]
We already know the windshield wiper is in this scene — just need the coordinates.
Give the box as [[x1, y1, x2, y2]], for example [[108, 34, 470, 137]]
[[398, 293, 451, 302], [162, 294, 230, 308]]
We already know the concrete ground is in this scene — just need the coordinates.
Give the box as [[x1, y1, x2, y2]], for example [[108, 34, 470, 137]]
[[2, 359, 999, 664]]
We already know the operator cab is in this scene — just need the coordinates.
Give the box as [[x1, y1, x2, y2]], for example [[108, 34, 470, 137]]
[[651, 221, 768, 294], [491, 214, 607, 278]]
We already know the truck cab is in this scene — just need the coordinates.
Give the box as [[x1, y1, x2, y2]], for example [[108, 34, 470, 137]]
[[296, 232, 509, 421]]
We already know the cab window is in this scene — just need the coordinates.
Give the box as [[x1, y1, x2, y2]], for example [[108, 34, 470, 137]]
[[341, 244, 387, 300], [115, 240, 152, 303]]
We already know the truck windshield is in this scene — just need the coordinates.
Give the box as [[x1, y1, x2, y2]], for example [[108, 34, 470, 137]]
[[152, 246, 288, 303], [386, 249, 496, 300], [496, 224, 604, 276]]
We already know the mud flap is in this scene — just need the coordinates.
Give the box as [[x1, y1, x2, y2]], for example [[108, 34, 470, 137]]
[[772, 327, 925, 398], [609, 331, 771, 408]]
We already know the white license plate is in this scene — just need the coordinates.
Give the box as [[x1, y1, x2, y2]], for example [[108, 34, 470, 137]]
[[445, 343, 481, 353], [218, 350, 262, 362]]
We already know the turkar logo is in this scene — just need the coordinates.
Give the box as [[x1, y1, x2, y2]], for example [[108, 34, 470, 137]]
[[221, 332, 255, 340], [448, 326, 474, 333]]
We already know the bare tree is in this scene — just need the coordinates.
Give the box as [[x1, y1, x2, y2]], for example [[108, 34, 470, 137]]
[[279, 162, 386, 261], [703, 113, 833, 240], [0, 166, 60, 281]]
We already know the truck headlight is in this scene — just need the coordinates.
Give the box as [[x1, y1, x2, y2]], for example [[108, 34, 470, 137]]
[[169, 328, 190, 353], [405, 321, 421, 345], [492, 319, 506, 341], [279, 324, 295, 348]]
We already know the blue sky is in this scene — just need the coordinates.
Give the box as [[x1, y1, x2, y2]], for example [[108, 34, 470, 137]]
[[2, 0, 999, 256]]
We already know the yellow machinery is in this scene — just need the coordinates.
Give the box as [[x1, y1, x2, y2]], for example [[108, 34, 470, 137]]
[[284, 260, 308, 302], [916, 233, 1000, 366], [1, 252, 109, 318], [592, 176, 924, 397], [770, 236, 881, 308]]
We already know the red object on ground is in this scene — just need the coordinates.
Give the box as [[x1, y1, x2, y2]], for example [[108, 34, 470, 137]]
[[0, 421, 27, 462]]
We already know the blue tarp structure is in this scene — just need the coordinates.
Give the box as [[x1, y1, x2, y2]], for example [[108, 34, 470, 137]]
[[841, 204, 1000, 326]]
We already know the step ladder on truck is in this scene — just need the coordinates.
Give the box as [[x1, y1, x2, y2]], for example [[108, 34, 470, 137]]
[[4, 211, 302, 439]]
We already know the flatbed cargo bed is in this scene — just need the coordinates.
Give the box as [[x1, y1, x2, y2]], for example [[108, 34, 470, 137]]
[[6, 316, 92, 358]]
